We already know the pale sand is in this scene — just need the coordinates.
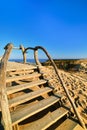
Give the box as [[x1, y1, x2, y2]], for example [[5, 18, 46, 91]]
[[40, 66, 87, 125], [1, 62, 86, 129]]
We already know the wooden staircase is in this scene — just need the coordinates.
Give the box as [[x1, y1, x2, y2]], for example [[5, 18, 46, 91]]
[[6, 63, 67, 129], [0, 44, 85, 130], [0, 62, 84, 130]]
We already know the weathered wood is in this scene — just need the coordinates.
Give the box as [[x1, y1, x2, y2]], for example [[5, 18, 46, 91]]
[[6, 72, 41, 83], [7, 79, 47, 95], [23, 107, 68, 130], [11, 94, 61, 125], [20, 45, 27, 63], [13, 124, 19, 130], [0, 44, 13, 130], [1, 44, 85, 130], [34, 50, 42, 66], [56, 118, 84, 130], [9, 87, 53, 107], [7, 65, 37, 72], [6, 61, 37, 72], [8, 69, 34, 75]]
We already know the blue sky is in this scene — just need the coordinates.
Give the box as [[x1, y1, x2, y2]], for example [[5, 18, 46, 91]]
[[0, 0, 87, 59]]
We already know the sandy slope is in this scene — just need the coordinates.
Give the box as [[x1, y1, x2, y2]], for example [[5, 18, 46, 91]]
[[40, 66, 87, 125]]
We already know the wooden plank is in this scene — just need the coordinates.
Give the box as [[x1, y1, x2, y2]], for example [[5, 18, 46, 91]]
[[23, 107, 68, 130], [8, 69, 34, 75], [6, 73, 41, 83], [6, 62, 37, 72], [11, 94, 61, 125], [7, 79, 47, 95], [7, 66, 37, 73], [9, 87, 53, 107], [55, 118, 84, 130]]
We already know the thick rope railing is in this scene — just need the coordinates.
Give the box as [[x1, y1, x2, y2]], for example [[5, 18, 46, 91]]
[[0, 43, 13, 130], [25, 46, 86, 129]]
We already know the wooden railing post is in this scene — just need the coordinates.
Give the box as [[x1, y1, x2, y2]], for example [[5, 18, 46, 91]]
[[20, 45, 26, 63], [0, 43, 13, 130], [34, 49, 41, 66]]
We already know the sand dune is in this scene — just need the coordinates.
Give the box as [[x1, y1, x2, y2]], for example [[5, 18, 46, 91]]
[[40, 66, 87, 125]]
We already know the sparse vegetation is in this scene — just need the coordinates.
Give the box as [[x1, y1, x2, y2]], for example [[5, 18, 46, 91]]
[[42, 59, 87, 72]]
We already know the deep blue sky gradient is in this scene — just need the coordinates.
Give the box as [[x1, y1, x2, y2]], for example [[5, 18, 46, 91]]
[[0, 0, 87, 59]]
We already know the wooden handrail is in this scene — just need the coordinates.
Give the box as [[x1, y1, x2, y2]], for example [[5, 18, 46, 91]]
[[0, 43, 13, 130], [25, 46, 86, 129], [0, 43, 86, 129]]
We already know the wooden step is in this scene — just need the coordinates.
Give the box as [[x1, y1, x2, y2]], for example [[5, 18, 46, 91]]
[[11, 93, 61, 125], [7, 62, 37, 72], [9, 87, 53, 107], [8, 69, 34, 75], [7, 79, 47, 95], [7, 66, 37, 72], [55, 118, 84, 130], [22, 107, 68, 130], [6, 72, 41, 83]]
